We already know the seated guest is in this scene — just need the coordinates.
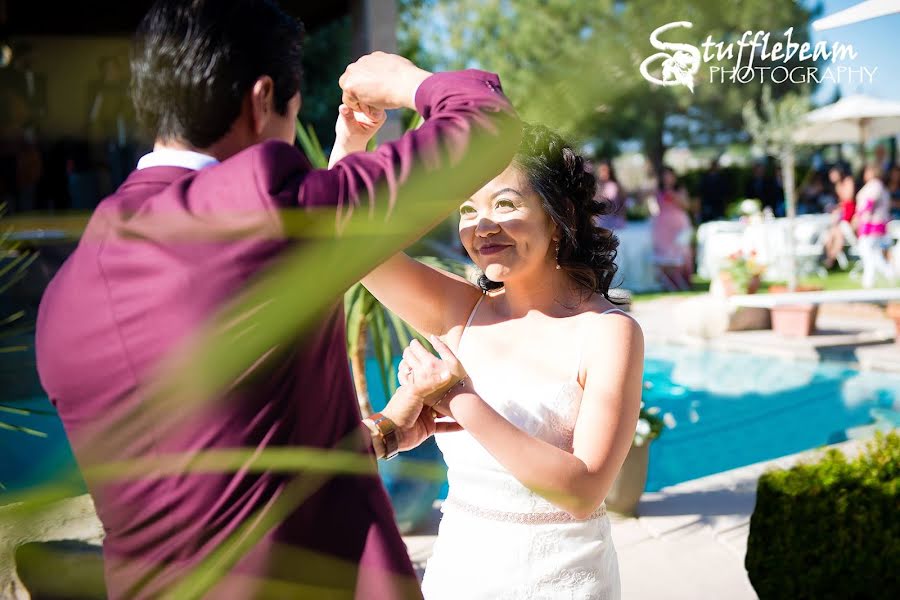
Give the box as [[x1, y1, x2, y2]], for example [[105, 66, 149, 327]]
[[822, 169, 855, 270]]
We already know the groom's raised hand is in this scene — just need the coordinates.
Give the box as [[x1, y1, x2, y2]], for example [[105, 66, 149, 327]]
[[338, 52, 432, 117], [382, 386, 462, 452]]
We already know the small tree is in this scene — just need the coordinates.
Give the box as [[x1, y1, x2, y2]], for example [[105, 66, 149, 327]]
[[742, 87, 810, 291]]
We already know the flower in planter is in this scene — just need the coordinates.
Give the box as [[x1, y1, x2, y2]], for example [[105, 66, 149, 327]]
[[718, 249, 766, 295], [634, 402, 668, 447]]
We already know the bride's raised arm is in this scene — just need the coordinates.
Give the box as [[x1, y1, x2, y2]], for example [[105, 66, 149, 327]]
[[363, 253, 482, 338], [329, 105, 485, 338]]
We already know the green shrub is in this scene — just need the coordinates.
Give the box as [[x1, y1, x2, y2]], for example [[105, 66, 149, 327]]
[[746, 432, 900, 600]]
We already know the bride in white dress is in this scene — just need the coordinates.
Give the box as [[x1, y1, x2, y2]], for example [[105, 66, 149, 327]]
[[332, 114, 644, 599]]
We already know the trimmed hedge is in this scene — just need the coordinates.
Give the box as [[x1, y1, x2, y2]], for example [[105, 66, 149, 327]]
[[746, 432, 899, 600]]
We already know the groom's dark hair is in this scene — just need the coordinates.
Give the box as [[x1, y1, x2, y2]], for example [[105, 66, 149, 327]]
[[131, 0, 304, 148]]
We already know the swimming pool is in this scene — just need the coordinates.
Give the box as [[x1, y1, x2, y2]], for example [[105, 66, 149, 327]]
[[642, 344, 899, 491], [368, 346, 900, 499], [3, 346, 898, 496]]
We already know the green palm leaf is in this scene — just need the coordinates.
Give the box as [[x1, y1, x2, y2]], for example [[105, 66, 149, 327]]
[[0, 203, 42, 446]]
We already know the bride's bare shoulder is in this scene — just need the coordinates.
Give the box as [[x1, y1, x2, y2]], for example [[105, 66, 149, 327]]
[[580, 295, 630, 317], [578, 297, 641, 335]]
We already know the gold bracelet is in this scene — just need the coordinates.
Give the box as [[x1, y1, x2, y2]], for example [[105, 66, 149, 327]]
[[431, 377, 468, 416]]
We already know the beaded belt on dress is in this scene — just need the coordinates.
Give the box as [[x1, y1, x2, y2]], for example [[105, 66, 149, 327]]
[[443, 496, 607, 524]]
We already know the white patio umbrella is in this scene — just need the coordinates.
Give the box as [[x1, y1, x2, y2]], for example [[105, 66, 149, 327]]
[[793, 94, 900, 146], [812, 0, 900, 31]]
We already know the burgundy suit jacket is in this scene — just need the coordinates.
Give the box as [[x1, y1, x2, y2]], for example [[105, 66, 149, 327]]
[[35, 71, 519, 599]]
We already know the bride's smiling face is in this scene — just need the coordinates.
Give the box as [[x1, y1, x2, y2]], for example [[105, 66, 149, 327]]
[[459, 165, 557, 283]]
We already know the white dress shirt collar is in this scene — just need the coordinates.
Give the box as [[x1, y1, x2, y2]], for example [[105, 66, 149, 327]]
[[137, 147, 220, 171]]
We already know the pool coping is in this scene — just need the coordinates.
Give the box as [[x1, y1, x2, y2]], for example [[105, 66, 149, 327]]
[[631, 296, 900, 370]]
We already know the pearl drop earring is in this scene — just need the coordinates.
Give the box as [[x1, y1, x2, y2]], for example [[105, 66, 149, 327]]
[[555, 241, 561, 270]]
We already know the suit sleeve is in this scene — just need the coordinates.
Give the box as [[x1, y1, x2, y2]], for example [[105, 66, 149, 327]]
[[294, 70, 521, 234]]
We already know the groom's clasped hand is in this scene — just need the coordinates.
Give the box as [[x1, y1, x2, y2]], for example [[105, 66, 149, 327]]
[[338, 51, 432, 119]]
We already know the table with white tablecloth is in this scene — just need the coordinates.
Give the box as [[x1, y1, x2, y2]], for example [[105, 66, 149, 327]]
[[697, 214, 835, 282], [612, 220, 661, 293]]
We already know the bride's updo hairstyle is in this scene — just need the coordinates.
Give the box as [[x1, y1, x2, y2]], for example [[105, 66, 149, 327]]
[[478, 124, 619, 302]]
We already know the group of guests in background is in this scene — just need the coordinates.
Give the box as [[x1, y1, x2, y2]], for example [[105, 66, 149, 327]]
[[821, 162, 898, 288], [593, 150, 900, 292]]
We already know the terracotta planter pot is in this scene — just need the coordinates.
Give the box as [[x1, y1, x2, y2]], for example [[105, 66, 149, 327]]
[[766, 285, 824, 337], [605, 441, 651, 516], [887, 303, 900, 344], [771, 304, 819, 337]]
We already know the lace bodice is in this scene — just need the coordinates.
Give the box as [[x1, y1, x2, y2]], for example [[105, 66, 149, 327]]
[[435, 374, 585, 514], [436, 295, 611, 513]]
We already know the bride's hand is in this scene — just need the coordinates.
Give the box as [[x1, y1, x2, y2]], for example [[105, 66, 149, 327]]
[[397, 336, 467, 408], [328, 104, 386, 167], [335, 104, 385, 147]]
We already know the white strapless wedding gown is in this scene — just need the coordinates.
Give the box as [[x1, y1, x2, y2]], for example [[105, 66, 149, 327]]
[[421, 297, 622, 600]]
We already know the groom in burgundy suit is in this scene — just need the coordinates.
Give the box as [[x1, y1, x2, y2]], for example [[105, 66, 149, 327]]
[[34, 0, 519, 597]]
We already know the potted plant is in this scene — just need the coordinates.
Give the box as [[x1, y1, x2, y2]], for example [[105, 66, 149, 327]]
[[296, 120, 458, 533], [605, 401, 667, 516], [712, 250, 765, 297], [766, 282, 825, 337]]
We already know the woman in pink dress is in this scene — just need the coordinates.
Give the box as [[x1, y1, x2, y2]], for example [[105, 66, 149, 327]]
[[855, 164, 896, 288], [652, 166, 694, 291]]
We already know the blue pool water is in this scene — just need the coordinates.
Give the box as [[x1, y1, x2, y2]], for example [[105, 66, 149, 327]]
[[642, 345, 900, 491], [0, 395, 83, 493], [365, 347, 900, 496], [3, 347, 898, 496]]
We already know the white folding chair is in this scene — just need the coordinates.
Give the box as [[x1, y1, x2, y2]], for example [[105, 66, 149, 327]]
[[841, 221, 864, 279], [794, 220, 827, 280]]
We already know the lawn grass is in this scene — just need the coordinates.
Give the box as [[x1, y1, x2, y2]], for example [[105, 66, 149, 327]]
[[630, 279, 710, 303], [631, 269, 874, 304], [768, 269, 869, 292]]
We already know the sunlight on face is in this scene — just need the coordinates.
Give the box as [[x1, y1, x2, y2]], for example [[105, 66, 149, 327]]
[[458, 165, 557, 283]]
